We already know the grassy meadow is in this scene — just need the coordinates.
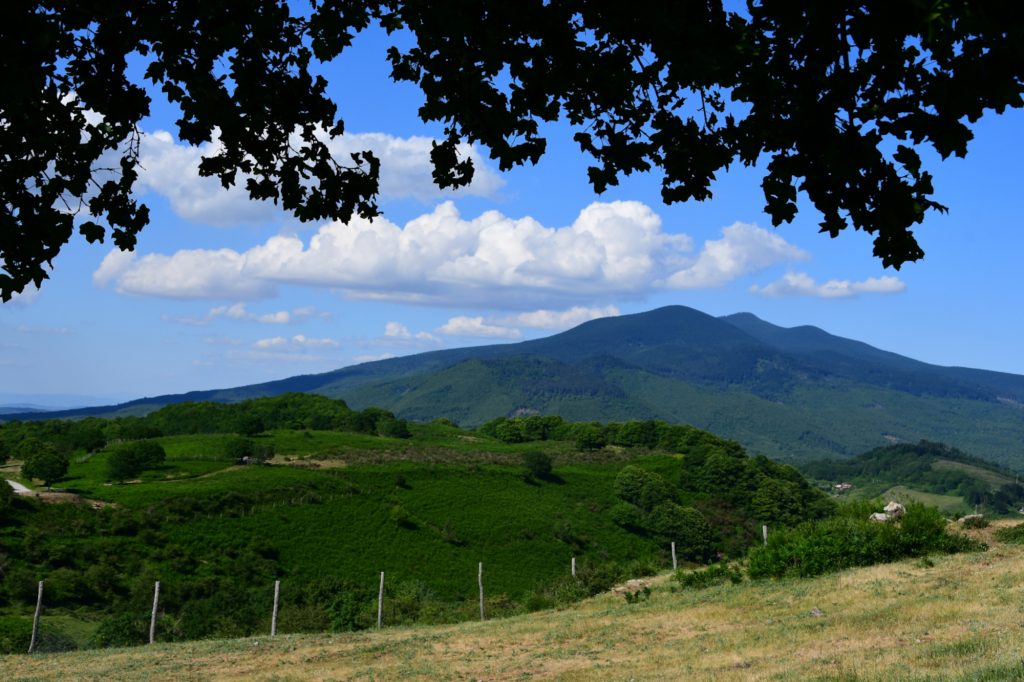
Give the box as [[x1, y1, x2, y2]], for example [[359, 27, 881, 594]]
[[5, 521, 1024, 681]]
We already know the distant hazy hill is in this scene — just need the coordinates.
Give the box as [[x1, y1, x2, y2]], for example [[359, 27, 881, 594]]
[[8, 306, 1024, 466], [0, 404, 50, 414]]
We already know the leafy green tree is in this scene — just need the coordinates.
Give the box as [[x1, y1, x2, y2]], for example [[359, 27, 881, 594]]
[[522, 451, 553, 480], [133, 441, 166, 469], [235, 415, 265, 437], [7, 3, 1022, 299], [646, 503, 714, 561], [377, 416, 411, 439], [66, 420, 107, 453], [106, 441, 166, 482], [750, 478, 807, 527], [106, 449, 143, 483], [494, 420, 526, 444], [614, 465, 676, 512], [223, 437, 255, 462], [574, 424, 606, 451], [608, 501, 645, 531], [21, 445, 69, 489]]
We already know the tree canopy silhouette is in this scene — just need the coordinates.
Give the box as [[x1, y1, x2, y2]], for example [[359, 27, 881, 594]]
[[3, 1, 1022, 300]]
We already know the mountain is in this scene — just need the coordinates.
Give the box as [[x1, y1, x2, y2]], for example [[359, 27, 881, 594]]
[[7, 306, 1024, 466]]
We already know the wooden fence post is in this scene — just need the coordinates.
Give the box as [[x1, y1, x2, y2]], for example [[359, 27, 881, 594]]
[[762, 524, 769, 546], [377, 572, 385, 628], [271, 580, 280, 636], [671, 542, 678, 571], [571, 557, 576, 577], [478, 562, 485, 622], [149, 581, 160, 644], [28, 581, 43, 654]]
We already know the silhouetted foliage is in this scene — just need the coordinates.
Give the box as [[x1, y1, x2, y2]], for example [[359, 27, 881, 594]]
[[7, 2, 1022, 298]]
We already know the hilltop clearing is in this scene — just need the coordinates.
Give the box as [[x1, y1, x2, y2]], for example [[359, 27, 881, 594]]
[[4, 521, 1023, 681]]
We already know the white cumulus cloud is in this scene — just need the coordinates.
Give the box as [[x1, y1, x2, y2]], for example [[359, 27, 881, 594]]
[[750, 272, 907, 298], [323, 132, 504, 202], [136, 130, 504, 226], [664, 222, 809, 289], [253, 334, 339, 350], [384, 321, 412, 338], [94, 203, 808, 306], [254, 336, 288, 349], [438, 316, 522, 339], [165, 303, 323, 326], [137, 131, 279, 226], [500, 305, 620, 330], [94, 248, 275, 300], [384, 321, 438, 342]]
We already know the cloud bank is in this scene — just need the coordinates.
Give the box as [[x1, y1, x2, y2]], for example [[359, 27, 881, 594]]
[[95, 202, 805, 308]]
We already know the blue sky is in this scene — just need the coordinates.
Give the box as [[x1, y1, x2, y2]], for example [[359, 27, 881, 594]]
[[3, 26, 1024, 407]]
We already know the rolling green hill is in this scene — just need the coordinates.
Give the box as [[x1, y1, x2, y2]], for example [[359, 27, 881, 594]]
[[0, 400, 832, 652], [801, 440, 1024, 516], [9, 306, 1024, 466]]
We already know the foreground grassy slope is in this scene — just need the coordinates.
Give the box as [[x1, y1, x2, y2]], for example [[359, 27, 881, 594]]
[[6, 522, 1023, 681]]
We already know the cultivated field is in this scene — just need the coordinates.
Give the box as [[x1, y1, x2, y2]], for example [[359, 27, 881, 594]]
[[5, 522, 1023, 681]]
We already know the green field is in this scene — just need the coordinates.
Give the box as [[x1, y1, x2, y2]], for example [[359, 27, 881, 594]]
[[5, 411, 824, 652]]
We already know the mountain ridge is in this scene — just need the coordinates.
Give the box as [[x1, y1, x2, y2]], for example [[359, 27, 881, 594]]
[[7, 305, 1024, 466]]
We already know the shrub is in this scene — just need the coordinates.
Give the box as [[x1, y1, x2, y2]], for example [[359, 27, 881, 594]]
[[377, 417, 411, 439], [389, 504, 417, 529], [522, 451, 553, 480], [91, 613, 150, 648], [676, 562, 744, 590], [747, 503, 982, 579], [609, 501, 646, 531], [961, 515, 989, 529], [0, 616, 31, 654], [994, 522, 1024, 543], [623, 586, 652, 604], [431, 417, 458, 428]]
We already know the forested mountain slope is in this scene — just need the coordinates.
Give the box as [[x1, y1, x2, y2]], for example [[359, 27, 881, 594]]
[[8, 307, 1024, 466]]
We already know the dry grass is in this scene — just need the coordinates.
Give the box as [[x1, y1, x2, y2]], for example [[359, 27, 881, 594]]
[[6, 523, 1024, 681]]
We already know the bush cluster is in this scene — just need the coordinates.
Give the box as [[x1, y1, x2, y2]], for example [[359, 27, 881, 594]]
[[746, 502, 982, 579]]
